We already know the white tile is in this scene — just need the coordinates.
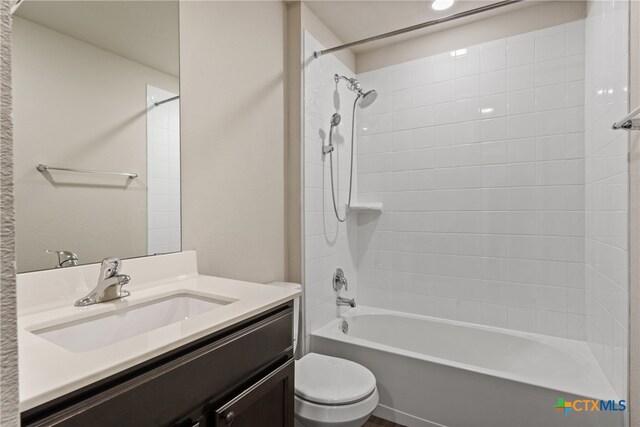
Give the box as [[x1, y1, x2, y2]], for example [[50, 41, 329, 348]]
[[565, 133, 585, 159], [566, 54, 585, 82], [390, 67, 411, 90], [508, 306, 536, 332], [480, 70, 506, 96], [507, 89, 534, 115], [566, 159, 584, 185], [566, 80, 585, 107], [433, 56, 455, 82], [412, 84, 433, 108], [535, 31, 566, 62], [535, 58, 566, 87], [412, 105, 435, 128], [412, 60, 434, 87], [535, 110, 565, 136], [412, 127, 434, 148], [507, 65, 535, 91], [392, 88, 412, 111], [432, 80, 456, 104], [481, 141, 507, 164], [455, 121, 481, 144], [536, 161, 565, 185], [392, 130, 412, 152], [566, 107, 585, 133], [507, 162, 536, 186], [507, 138, 536, 162], [392, 110, 412, 131], [432, 102, 456, 125], [536, 135, 565, 161], [455, 49, 480, 78], [566, 23, 585, 56], [455, 98, 480, 122], [536, 310, 566, 338], [535, 84, 566, 111], [507, 38, 534, 68], [480, 94, 506, 118], [481, 118, 507, 142], [455, 75, 480, 100], [481, 45, 506, 73], [507, 114, 535, 139]]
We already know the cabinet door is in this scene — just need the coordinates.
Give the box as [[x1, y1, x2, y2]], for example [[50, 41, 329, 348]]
[[213, 359, 294, 427]]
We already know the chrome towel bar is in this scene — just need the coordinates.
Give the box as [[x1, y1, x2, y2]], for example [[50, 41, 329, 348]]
[[36, 164, 138, 178], [612, 106, 640, 130]]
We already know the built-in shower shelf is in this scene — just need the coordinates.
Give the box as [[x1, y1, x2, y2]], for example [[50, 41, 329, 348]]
[[348, 202, 383, 213]]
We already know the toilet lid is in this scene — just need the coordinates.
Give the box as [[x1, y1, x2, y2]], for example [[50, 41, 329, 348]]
[[295, 353, 376, 405]]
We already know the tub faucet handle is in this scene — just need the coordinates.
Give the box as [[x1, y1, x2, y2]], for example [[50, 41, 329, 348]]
[[333, 268, 348, 291]]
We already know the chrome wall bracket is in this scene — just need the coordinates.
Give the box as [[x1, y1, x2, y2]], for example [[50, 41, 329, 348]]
[[612, 106, 640, 131], [612, 118, 640, 131]]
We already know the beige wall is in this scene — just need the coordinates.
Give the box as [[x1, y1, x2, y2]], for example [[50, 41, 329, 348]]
[[13, 17, 178, 272], [180, 1, 287, 283], [286, 2, 303, 285], [357, 1, 587, 73]]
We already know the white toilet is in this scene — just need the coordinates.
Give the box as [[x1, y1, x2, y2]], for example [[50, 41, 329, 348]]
[[294, 352, 379, 427], [270, 282, 379, 427]]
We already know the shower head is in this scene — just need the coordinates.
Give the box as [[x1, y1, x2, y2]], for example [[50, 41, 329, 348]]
[[335, 74, 377, 109], [358, 90, 378, 109], [330, 113, 342, 127]]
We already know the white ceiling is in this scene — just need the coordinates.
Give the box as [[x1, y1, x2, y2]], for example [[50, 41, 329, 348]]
[[16, 0, 179, 77], [303, 0, 538, 53]]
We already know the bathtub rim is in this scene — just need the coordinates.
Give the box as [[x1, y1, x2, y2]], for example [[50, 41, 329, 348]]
[[311, 305, 620, 402]]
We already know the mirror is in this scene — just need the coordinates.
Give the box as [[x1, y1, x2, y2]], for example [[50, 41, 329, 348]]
[[13, 1, 180, 273]]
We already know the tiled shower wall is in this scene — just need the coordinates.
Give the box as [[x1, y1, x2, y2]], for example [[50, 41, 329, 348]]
[[585, 0, 628, 398], [303, 33, 358, 339], [355, 21, 588, 340], [147, 85, 181, 256]]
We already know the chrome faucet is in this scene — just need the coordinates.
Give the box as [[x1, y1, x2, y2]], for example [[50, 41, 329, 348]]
[[75, 258, 131, 307], [337, 296, 356, 308]]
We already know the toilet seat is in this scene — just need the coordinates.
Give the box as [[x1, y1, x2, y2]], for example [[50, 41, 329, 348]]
[[295, 353, 377, 405]]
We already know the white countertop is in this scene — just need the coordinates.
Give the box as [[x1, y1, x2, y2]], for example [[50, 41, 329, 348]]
[[17, 251, 300, 412]]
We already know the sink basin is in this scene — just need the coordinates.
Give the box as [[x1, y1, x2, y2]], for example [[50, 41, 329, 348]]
[[32, 293, 231, 352]]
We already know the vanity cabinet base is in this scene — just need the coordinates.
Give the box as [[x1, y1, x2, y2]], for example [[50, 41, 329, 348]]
[[22, 302, 294, 427]]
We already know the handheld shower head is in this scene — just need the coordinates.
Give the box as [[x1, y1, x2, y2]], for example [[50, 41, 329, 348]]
[[358, 90, 378, 109], [330, 113, 341, 127]]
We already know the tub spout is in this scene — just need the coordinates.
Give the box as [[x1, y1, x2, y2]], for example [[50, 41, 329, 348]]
[[337, 296, 356, 308]]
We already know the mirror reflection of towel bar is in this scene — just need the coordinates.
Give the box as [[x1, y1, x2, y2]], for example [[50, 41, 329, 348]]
[[36, 164, 137, 178]]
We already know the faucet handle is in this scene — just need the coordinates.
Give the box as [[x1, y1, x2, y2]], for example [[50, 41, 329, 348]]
[[99, 257, 121, 280], [333, 268, 348, 291]]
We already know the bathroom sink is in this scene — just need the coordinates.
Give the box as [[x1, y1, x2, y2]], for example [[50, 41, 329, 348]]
[[31, 293, 231, 352]]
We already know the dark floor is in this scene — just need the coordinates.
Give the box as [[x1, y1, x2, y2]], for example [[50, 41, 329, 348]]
[[363, 415, 407, 427]]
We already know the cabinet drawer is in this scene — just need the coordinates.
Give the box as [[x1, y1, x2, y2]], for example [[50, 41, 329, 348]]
[[25, 305, 293, 427], [213, 358, 294, 427]]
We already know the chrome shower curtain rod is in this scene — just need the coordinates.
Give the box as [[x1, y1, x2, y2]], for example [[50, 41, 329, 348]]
[[154, 95, 180, 107], [313, 0, 525, 58]]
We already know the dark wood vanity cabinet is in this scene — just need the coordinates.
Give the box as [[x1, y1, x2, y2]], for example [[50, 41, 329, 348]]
[[22, 302, 295, 427]]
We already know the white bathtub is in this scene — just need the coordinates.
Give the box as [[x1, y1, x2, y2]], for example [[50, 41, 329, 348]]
[[311, 306, 625, 427]]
